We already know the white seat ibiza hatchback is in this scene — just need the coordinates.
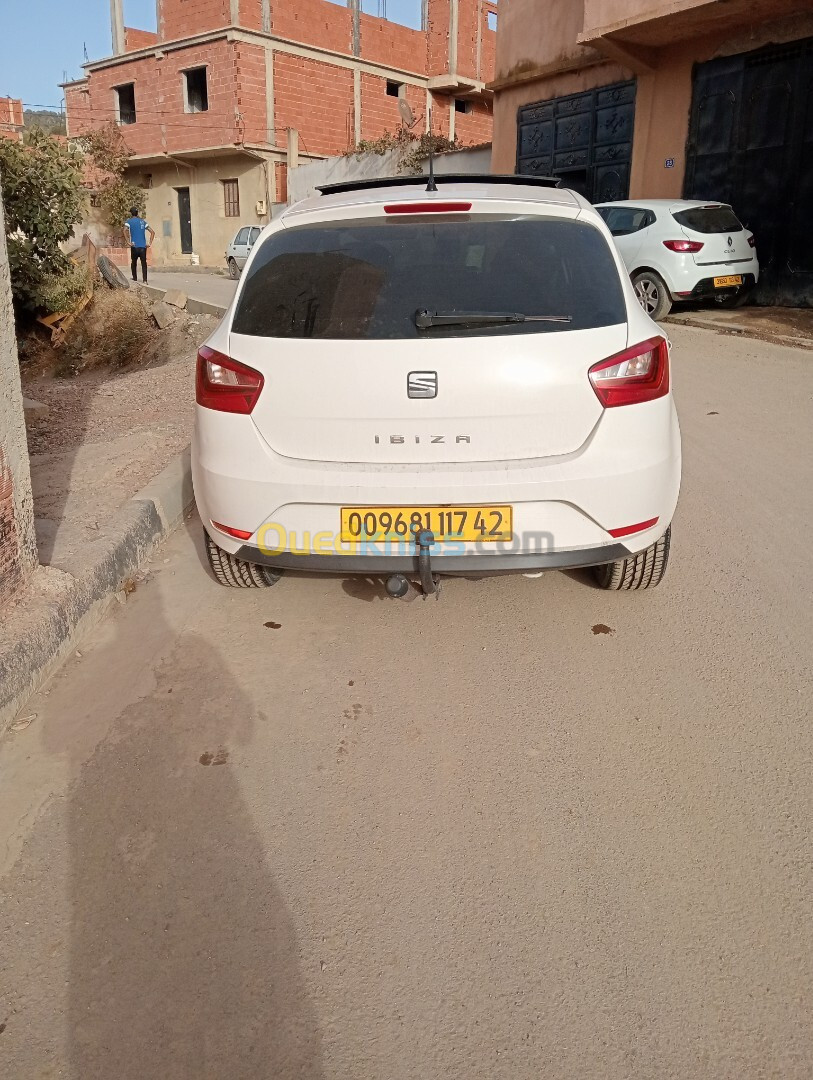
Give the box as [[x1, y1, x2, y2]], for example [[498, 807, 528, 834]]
[[192, 175, 681, 596]]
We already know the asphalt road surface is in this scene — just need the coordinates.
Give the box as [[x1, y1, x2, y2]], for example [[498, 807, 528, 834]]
[[148, 270, 237, 309], [1, 326, 811, 1079]]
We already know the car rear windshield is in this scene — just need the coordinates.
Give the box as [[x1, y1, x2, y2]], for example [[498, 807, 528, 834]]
[[672, 206, 743, 234], [231, 215, 626, 339]]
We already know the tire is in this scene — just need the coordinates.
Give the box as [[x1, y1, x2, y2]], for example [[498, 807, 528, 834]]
[[592, 526, 671, 591], [632, 271, 672, 320], [227, 258, 241, 280], [97, 254, 130, 290], [205, 531, 281, 588]]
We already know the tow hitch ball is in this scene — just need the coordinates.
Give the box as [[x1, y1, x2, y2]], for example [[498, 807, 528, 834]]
[[385, 528, 440, 601]]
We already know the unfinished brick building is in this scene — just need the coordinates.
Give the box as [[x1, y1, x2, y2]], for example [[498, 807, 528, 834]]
[[64, 1, 496, 267]]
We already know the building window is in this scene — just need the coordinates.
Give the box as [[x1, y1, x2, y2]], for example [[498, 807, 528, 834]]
[[184, 67, 209, 113], [454, 99, 472, 114], [115, 83, 136, 125], [386, 80, 404, 98], [222, 179, 240, 218], [487, 11, 498, 31]]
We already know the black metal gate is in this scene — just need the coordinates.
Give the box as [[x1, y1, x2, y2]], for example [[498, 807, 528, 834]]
[[685, 36, 813, 306], [516, 80, 636, 202]]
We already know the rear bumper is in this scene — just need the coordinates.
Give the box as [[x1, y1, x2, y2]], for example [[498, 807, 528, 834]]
[[193, 395, 681, 565], [234, 540, 636, 575], [679, 272, 757, 300]]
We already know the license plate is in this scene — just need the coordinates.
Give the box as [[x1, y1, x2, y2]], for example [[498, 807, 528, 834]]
[[714, 275, 743, 287], [340, 505, 513, 543]]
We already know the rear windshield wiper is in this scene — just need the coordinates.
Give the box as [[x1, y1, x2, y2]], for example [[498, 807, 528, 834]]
[[415, 309, 572, 329]]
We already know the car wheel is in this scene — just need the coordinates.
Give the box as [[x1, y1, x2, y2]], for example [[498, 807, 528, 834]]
[[227, 258, 240, 280], [632, 271, 672, 320], [205, 531, 281, 588], [592, 526, 671, 590]]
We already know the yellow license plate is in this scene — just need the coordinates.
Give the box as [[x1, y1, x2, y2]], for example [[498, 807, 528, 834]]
[[714, 275, 743, 287], [340, 505, 513, 543]]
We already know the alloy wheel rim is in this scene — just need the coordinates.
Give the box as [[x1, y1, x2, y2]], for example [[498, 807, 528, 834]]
[[635, 279, 659, 314]]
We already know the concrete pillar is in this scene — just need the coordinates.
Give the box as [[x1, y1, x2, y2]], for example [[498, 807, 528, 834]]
[[448, 0, 459, 77], [0, 187, 37, 601], [348, 0, 361, 58], [110, 0, 125, 55], [287, 127, 299, 169], [261, 0, 271, 34]]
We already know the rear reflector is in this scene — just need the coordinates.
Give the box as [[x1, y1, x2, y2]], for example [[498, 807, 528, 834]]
[[196, 346, 263, 414], [384, 202, 472, 214], [609, 518, 659, 538], [211, 521, 253, 541], [589, 337, 669, 408], [663, 239, 704, 253]]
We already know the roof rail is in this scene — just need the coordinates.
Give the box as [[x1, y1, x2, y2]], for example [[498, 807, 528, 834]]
[[316, 173, 561, 196]]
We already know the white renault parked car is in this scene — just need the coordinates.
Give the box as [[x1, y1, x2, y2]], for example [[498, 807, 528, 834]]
[[595, 199, 758, 320], [225, 225, 262, 278], [193, 175, 681, 597]]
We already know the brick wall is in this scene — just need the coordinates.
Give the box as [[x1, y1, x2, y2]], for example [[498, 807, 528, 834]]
[[273, 52, 355, 156], [358, 13, 426, 72], [234, 41, 267, 144], [0, 98, 24, 130], [71, 40, 242, 156], [360, 73, 425, 141], [452, 97, 493, 144], [125, 27, 159, 51], [158, 0, 230, 40], [271, 0, 353, 54]]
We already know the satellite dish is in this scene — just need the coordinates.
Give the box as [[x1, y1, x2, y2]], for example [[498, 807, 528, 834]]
[[398, 99, 416, 129]]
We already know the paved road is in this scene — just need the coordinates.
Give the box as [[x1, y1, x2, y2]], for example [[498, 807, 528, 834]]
[[148, 270, 238, 309], [1, 326, 811, 1079]]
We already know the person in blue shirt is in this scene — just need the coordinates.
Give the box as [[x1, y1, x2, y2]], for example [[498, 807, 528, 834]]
[[124, 209, 155, 284]]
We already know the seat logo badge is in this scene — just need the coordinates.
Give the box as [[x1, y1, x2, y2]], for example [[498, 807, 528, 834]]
[[407, 371, 438, 399]]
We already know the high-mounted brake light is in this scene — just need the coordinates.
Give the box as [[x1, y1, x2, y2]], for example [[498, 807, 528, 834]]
[[211, 521, 253, 541], [663, 239, 704, 253], [384, 201, 472, 214], [589, 337, 669, 408], [196, 346, 264, 414]]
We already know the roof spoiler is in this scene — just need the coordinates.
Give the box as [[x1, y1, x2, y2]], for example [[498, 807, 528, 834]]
[[316, 173, 561, 196]]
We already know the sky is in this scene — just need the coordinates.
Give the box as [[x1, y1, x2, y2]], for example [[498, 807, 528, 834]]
[[0, 0, 422, 113]]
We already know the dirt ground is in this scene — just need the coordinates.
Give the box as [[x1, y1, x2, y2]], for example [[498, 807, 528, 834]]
[[669, 302, 813, 345], [19, 290, 217, 574]]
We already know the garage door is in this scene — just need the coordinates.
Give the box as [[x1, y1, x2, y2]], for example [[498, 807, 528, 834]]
[[516, 80, 636, 202], [685, 37, 813, 305]]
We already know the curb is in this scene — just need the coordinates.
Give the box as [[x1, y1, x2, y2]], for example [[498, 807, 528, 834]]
[[137, 283, 227, 319], [664, 313, 813, 350], [0, 447, 194, 733]]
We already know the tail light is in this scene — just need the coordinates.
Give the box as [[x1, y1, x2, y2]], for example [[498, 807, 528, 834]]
[[663, 239, 704, 253], [747, 234, 756, 248], [589, 337, 669, 408], [196, 346, 263, 414]]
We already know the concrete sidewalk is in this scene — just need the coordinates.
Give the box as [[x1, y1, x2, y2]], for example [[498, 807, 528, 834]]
[[146, 271, 237, 312]]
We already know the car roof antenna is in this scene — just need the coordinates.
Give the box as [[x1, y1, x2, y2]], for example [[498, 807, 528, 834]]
[[426, 110, 438, 193]]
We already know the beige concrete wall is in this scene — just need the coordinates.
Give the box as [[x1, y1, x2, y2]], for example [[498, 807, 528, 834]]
[[0, 188, 37, 600], [583, 0, 714, 33], [132, 155, 271, 267], [494, 0, 588, 83]]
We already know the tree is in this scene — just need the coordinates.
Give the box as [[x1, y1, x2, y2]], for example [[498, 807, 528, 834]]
[[78, 124, 145, 227], [0, 129, 86, 310], [24, 109, 67, 136]]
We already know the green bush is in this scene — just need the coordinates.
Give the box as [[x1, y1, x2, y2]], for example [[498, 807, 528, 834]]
[[0, 129, 86, 311]]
